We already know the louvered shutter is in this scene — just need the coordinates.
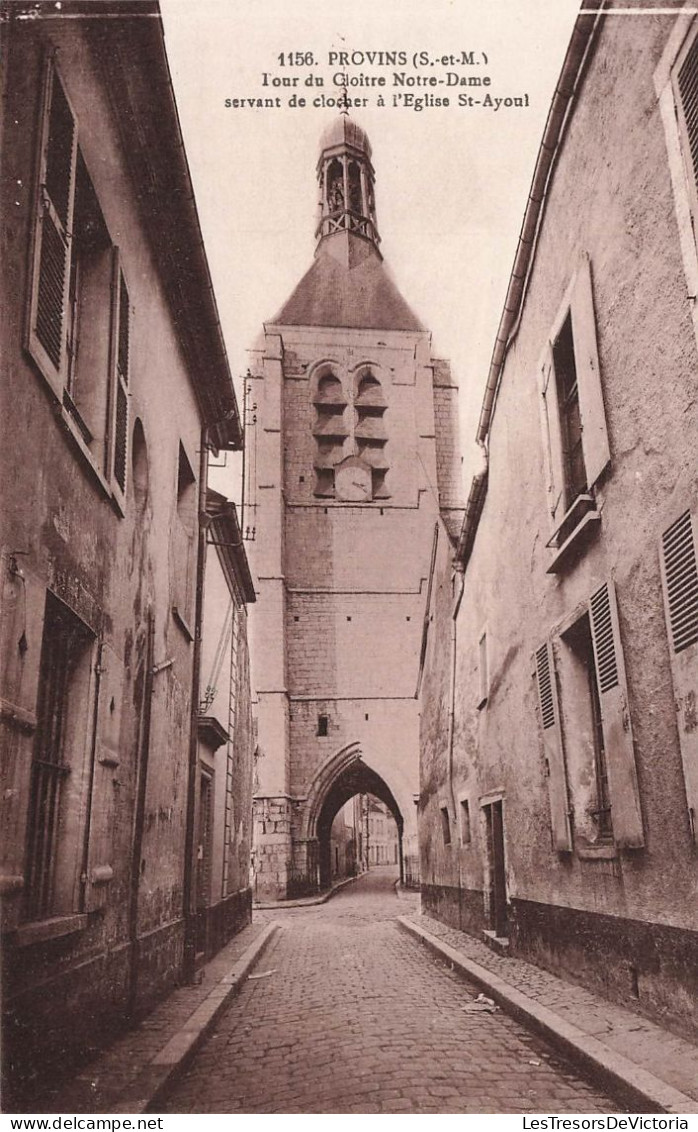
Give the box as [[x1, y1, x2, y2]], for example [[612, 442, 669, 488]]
[[659, 510, 698, 842], [589, 581, 644, 847], [535, 641, 572, 851], [27, 59, 78, 398], [84, 641, 123, 910], [571, 254, 610, 488], [677, 34, 698, 236], [110, 252, 130, 496], [0, 573, 47, 897], [538, 344, 566, 529]]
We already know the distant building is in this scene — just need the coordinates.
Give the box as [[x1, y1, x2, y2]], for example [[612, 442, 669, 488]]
[[0, 1, 251, 1102], [419, 1, 698, 1038], [249, 116, 463, 901], [196, 490, 256, 960], [367, 797, 399, 867]]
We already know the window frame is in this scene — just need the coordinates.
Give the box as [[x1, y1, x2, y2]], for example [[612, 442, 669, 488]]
[[538, 580, 644, 854], [655, 12, 698, 313], [458, 794, 472, 847], [439, 803, 452, 846], [537, 253, 609, 573], [23, 592, 97, 924], [25, 53, 130, 510]]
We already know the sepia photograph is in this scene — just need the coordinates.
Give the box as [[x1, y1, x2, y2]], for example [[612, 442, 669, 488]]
[[1, 0, 697, 1119]]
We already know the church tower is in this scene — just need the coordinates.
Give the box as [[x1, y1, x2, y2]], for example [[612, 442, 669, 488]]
[[249, 116, 463, 900]]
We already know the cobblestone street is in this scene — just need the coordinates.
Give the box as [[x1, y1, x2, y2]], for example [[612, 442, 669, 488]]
[[162, 870, 621, 1114]]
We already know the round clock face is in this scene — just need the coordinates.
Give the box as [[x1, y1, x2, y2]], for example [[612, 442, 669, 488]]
[[335, 460, 372, 503]]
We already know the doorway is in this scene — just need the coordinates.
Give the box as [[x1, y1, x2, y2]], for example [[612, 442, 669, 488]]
[[195, 770, 213, 958], [484, 799, 508, 938]]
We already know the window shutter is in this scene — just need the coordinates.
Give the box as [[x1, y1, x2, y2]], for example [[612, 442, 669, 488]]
[[110, 252, 130, 496], [588, 581, 644, 847], [571, 254, 610, 488], [659, 510, 698, 842], [0, 572, 47, 894], [27, 59, 78, 398], [84, 641, 123, 910], [535, 640, 572, 851], [538, 344, 565, 528], [677, 35, 698, 215]]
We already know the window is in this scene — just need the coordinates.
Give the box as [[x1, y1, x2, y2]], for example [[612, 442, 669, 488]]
[[657, 22, 698, 297], [25, 593, 94, 920], [312, 370, 347, 498], [562, 614, 613, 841], [477, 629, 488, 708], [310, 363, 388, 501], [26, 57, 130, 502], [459, 797, 471, 846], [538, 254, 609, 572], [659, 509, 698, 842], [172, 442, 197, 637], [317, 714, 329, 737], [440, 804, 451, 846], [354, 368, 389, 499], [553, 314, 586, 508], [535, 581, 644, 853]]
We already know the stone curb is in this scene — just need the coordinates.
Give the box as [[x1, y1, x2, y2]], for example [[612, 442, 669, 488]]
[[253, 872, 361, 909], [114, 921, 280, 1114], [396, 916, 696, 1116]]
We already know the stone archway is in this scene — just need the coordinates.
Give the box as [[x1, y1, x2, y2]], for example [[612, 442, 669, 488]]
[[299, 746, 404, 894]]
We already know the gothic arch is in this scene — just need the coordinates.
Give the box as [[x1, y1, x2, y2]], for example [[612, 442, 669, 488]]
[[301, 742, 405, 889], [301, 741, 363, 842]]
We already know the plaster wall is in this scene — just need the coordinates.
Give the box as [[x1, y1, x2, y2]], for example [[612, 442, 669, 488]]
[[419, 12, 698, 1035], [0, 18, 211, 1088]]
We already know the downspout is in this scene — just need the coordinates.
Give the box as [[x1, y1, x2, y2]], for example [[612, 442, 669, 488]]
[[127, 608, 155, 1013], [182, 425, 209, 981], [79, 641, 104, 912], [447, 560, 465, 920]]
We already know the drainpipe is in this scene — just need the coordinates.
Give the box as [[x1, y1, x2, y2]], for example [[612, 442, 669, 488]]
[[79, 642, 104, 913], [127, 608, 155, 1013], [182, 424, 210, 981], [447, 559, 465, 922]]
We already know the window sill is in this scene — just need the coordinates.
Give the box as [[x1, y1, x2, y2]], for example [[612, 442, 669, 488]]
[[172, 605, 194, 642], [11, 913, 89, 948], [576, 843, 617, 860], [57, 404, 125, 518], [0, 697, 37, 734], [547, 509, 601, 574]]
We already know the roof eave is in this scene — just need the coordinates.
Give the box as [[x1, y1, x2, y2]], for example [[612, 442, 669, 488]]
[[89, 3, 243, 449]]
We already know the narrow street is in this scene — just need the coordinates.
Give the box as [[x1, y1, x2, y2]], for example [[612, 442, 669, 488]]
[[163, 870, 621, 1114]]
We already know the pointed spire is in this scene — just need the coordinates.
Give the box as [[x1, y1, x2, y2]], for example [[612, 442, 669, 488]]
[[315, 116, 380, 258]]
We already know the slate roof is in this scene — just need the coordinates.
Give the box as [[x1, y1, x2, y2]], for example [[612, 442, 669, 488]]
[[270, 246, 424, 332]]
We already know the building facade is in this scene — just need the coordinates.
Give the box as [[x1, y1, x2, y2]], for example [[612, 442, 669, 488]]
[[419, 2, 698, 1039], [249, 117, 463, 901], [367, 797, 399, 867], [0, 1, 249, 1101], [196, 491, 256, 960]]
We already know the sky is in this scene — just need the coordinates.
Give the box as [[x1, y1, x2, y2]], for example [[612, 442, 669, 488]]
[[159, 0, 582, 495]]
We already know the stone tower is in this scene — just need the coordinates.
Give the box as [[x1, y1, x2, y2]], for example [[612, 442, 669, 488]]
[[249, 116, 463, 901]]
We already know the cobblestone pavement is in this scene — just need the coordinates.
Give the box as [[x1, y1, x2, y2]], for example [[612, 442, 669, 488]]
[[163, 869, 622, 1114], [406, 910, 698, 1105]]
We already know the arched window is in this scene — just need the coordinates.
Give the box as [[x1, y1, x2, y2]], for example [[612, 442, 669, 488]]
[[131, 418, 149, 512], [312, 370, 348, 497], [348, 162, 362, 215], [326, 160, 344, 214], [354, 369, 389, 498]]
